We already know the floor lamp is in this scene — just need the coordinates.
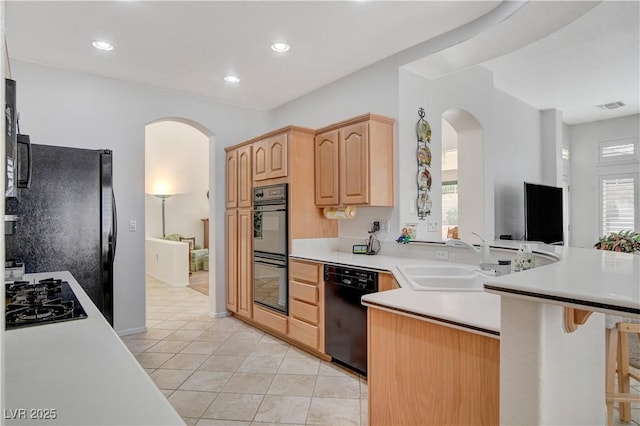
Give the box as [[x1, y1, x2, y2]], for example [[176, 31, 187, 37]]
[[154, 194, 173, 237]]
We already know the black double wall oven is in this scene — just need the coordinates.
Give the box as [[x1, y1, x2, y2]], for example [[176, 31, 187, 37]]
[[253, 184, 288, 315]]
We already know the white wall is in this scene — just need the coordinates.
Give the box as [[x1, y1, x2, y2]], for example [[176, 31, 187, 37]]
[[145, 121, 209, 248], [399, 66, 543, 242], [569, 113, 640, 248], [11, 60, 267, 333]]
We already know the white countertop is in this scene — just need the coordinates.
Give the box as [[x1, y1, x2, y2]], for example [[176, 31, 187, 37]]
[[3, 271, 184, 426], [485, 248, 640, 318], [290, 249, 502, 336]]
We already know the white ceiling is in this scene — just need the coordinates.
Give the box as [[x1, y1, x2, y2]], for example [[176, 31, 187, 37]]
[[4, 1, 639, 124]]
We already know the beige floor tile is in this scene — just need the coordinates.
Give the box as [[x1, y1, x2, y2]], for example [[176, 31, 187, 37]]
[[144, 368, 156, 375], [149, 368, 193, 390], [126, 328, 175, 340], [222, 373, 275, 394], [306, 397, 360, 426], [183, 417, 199, 426], [135, 352, 175, 369], [147, 339, 191, 354], [168, 390, 218, 418], [197, 420, 251, 426], [146, 312, 175, 320], [161, 353, 209, 370], [238, 356, 283, 374], [277, 356, 320, 375], [160, 389, 174, 398], [199, 355, 247, 372], [154, 319, 190, 329], [181, 340, 223, 355], [216, 340, 258, 357], [254, 395, 311, 424], [199, 330, 235, 342], [208, 318, 244, 331], [180, 371, 233, 392], [182, 321, 214, 331], [318, 361, 357, 377], [267, 374, 317, 397], [360, 378, 368, 399], [314, 375, 360, 398], [203, 393, 264, 421], [284, 346, 317, 360], [361, 398, 368, 426], [124, 338, 159, 353], [249, 342, 289, 358], [166, 330, 206, 341]]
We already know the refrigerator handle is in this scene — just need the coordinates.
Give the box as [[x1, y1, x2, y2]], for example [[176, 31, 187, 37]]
[[112, 191, 117, 259], [16, 134, 32, 189]]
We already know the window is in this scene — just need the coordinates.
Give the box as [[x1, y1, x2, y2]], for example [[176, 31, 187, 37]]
[[599, 138, 638, 164], [600, 174, 638, 236]]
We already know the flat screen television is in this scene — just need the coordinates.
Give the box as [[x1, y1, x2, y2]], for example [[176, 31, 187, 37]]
[[524, 182, 563, 244]]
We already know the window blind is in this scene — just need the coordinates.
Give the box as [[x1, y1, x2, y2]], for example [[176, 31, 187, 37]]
[[601, 176, 636, 234]]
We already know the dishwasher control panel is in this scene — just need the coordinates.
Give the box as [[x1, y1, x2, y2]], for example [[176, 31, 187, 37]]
[[324, 265, 378, 292]]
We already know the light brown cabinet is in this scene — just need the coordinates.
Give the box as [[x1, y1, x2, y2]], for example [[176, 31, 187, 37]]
[[314, 114, 395, 207], [226, 145, 252, 208], [225, 208, 253, 319], [253, 134, 288, 181], [368, 308, 499, 425], [288, 259, 324, 352], [379, 272, 400, 292]]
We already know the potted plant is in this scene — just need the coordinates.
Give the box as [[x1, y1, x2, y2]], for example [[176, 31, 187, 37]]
[[594, 230, 640, 253]]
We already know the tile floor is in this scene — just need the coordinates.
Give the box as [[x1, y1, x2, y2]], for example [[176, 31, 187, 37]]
[[122, 276, 367, 426], [125, 276, 640, 426]]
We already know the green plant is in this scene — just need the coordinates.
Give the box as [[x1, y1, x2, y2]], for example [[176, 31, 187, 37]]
[[594, 230, 640, 253]]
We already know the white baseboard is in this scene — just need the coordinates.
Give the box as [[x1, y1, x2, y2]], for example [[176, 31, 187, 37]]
[[208, 310, 229, 318], [116, 326, 147, 337]]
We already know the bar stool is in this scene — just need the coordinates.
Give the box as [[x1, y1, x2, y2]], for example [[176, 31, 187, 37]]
[[606, 321, 640, 426]]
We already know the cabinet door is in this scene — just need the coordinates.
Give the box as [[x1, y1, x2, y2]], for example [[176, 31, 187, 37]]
[[253, 140, 268, 181], [238, 145, 253, 208], [225, 150, 238, 208], [339, 122, 369, 205], [314, 130, 339, 206], [266, 134, 288, 179], [225, 210, 238, 312], [237, 208, 253, 318]]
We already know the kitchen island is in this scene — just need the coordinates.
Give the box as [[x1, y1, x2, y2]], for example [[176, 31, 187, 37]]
[[3, 271, 184, 426]]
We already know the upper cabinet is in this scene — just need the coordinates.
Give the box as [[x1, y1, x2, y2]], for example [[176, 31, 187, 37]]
[[254, 133, 288, 181], [314, 114, 395, 207], [225, 144, 252, 208]]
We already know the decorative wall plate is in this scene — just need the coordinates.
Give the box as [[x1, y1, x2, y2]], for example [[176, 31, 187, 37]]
[[417, 192, 432, 212], [417, 169, 432, 190], [417, 121, 432, 142], [417, 146, 432, 166]]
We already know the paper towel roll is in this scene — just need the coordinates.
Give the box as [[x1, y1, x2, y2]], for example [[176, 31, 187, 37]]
[[323, 206, 357, 220]]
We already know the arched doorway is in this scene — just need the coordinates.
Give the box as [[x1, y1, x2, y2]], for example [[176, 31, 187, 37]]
[[441, 109, 484, 241], [144, 118, 215, 311]]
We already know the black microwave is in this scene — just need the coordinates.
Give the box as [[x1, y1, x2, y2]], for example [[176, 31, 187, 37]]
[[5, 78, 31, 198]]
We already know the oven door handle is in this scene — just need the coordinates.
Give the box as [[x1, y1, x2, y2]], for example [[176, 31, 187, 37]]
[[254, 259, 287, 268], [253, 207, 286, 213]]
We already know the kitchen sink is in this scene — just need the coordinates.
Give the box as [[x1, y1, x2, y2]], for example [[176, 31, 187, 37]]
[[397, 264, 486, 292]]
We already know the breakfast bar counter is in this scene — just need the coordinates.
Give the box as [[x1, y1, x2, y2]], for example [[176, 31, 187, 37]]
[[3, 271, 183, 425]]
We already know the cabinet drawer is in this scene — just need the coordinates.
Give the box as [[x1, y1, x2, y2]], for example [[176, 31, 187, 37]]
[[289, 299, 319, 325], [290, 280, 318, 304], [253, 305, 288, 335], [289, 317, 319, 350], [290, 260, 321, 284]]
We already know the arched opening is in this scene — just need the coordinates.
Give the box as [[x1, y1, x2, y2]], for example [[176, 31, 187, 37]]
[[144, 118, 215, 311], [441, 109, 484, 241]]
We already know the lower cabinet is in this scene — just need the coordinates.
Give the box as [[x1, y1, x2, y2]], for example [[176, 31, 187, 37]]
[[225, 208, 253, 319], [287, 259, 324, 353], [368, 308, 499, 425], [253, 305, 287, 335]]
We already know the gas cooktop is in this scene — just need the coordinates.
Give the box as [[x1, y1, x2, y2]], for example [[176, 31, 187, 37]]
[[5, 278, 88, 330]]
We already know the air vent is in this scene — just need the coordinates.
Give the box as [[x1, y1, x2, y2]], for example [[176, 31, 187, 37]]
[[597, 101, 625, 110]]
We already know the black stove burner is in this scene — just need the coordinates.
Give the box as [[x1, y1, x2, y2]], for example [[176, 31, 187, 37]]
[[5, 279, 87, 330]]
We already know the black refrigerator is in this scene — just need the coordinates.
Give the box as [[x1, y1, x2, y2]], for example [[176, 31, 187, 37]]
[[5, 144, 117, 325]]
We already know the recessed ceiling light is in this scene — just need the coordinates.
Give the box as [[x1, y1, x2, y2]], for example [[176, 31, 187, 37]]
[[224, 75, 240, 84], [271, 42, 290, 52], [92, 41, 114, 51], [596, 101, 625, 110]]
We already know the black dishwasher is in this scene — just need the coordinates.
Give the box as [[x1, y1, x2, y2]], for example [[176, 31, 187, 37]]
[[324, 264, 378, 376]]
